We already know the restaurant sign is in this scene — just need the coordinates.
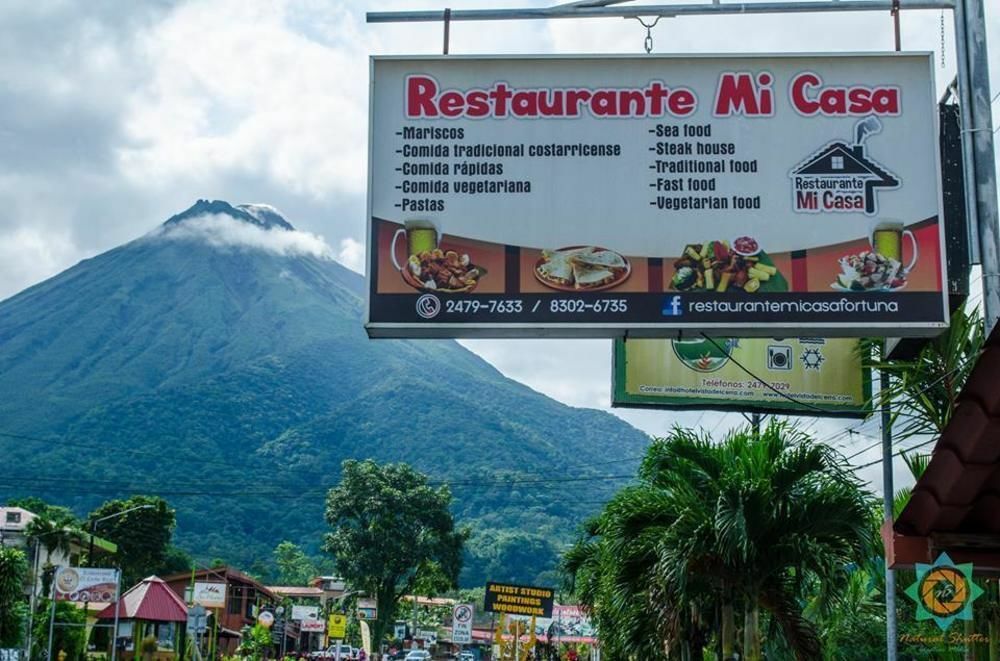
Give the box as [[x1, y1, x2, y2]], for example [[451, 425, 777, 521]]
[[613, 336, 871, 417], [54, 567, 118, 602], [366, 54, 945, 338]]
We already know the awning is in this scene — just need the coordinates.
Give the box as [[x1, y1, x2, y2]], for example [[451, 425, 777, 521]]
[[888, 325, 1000, 571]]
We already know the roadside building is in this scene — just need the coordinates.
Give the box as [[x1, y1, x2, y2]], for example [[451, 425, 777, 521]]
[[161, 566, 278, 654], [268, 586, 325, 652]]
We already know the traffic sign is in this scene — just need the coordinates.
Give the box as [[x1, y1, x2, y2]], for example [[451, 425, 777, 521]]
[[452, 604, 473, 644], [187, 605, 208, 635]]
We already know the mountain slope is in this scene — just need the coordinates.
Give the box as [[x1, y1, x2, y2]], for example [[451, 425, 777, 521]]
[[0, 201, 648, 585]]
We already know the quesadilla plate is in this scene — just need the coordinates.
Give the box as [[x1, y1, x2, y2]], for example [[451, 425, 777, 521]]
[[534, 246, 630, 292]]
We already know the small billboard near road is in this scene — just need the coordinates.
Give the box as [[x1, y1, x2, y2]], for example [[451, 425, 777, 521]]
[[484, 582, 554, 618], [327, 613, 347, 639], [366, 54, 946, 338], [54, 567, 118, 602], [613, 337, 871, 417], [187, 582, 226, 609]]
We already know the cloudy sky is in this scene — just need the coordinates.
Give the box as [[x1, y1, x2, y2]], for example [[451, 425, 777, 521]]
[[3, 0, 998, 491]]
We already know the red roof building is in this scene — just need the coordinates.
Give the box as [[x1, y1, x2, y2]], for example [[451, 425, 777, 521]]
[[96, 576, 188, 661], [98, 576, 188, 622]]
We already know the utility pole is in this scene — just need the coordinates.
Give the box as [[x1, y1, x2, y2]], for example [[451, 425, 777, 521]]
[[881, 368, 897, 661], [955, 0, 1000, 332]]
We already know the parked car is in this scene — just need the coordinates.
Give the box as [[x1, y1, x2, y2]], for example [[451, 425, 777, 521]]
[[310, 644, 355, 660], [404, 651, 431, 661]]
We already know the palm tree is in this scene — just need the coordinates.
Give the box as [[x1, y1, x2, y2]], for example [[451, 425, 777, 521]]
[[867, 305, 984, 442], [566, 421, 875, 660]]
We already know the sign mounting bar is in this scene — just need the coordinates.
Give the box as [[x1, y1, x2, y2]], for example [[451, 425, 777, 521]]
[[367, 0, 953, 23]]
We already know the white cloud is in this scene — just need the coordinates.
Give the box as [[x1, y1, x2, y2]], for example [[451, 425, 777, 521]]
[[153, 213, 334, 259], [337, 237, 365, 273], [0, 226, 77, 301]]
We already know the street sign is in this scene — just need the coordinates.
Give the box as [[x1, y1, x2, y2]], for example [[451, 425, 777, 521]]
[[187, 605, 208, 635], [328, 613, 347, 639], [452, 604, 473, 644], [393, 623, 407, 640]]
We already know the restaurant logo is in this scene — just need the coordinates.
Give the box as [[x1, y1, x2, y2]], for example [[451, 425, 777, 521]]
[[905, 552, 984, 630], [790, 117, 900, 216], [671, 338, 736, 373]]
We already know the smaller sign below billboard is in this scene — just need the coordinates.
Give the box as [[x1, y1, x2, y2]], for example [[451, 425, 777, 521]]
[[186, 582, 226, 609], [300, 618, 325, 633], [452, 604, 473, 644], [485, 582, 554, 618], [613, 337, 871, 418], [54, 567, 118, 602]]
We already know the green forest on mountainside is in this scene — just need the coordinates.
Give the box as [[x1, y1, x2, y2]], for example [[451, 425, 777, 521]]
[[0, 201, 649, 586]]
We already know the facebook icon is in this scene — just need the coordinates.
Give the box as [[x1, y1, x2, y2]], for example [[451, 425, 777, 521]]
[[662, 295, 684, 316]]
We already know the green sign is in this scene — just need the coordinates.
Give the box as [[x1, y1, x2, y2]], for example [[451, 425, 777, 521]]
[[612, 337, 871, 418], [904, 552, 984, 631]]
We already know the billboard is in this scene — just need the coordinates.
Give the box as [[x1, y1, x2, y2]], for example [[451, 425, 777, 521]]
[[366, 54, 946, 338], [484, 582, 554, 618], [292, 605, 319, 621], [613, 337, 871, 417], [54, 567, 118, 602]]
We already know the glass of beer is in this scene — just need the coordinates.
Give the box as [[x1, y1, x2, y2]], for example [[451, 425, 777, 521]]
[[391, 220, 440, 270], [870, 219, 918, 272]]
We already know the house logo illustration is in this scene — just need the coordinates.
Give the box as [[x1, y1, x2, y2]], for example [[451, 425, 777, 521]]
[[904, 552, 984, 631], [790, 116, 900, 216]]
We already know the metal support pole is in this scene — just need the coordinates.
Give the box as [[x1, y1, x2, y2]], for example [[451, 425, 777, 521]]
[[961, 0, 1000, 331], [111, 570, 121, 661], [443, 8, 451, 54], [891, 0, 901, 51], [45, 579, 57, 661], [751, 412, 761, 439], [367, 0, 954, 24], [881, 369, 897, 661], [25, 542, 40, 661]]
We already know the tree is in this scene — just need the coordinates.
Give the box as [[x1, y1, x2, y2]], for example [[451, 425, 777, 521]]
[[867, 305, 984, 441], [88, 496, 175, 586], [272, 541, 317, 585], [32, 600, 86, 661], [565, 422, 875, 660], [0, 546, 29, 647], [323, 460, 467, 648]]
